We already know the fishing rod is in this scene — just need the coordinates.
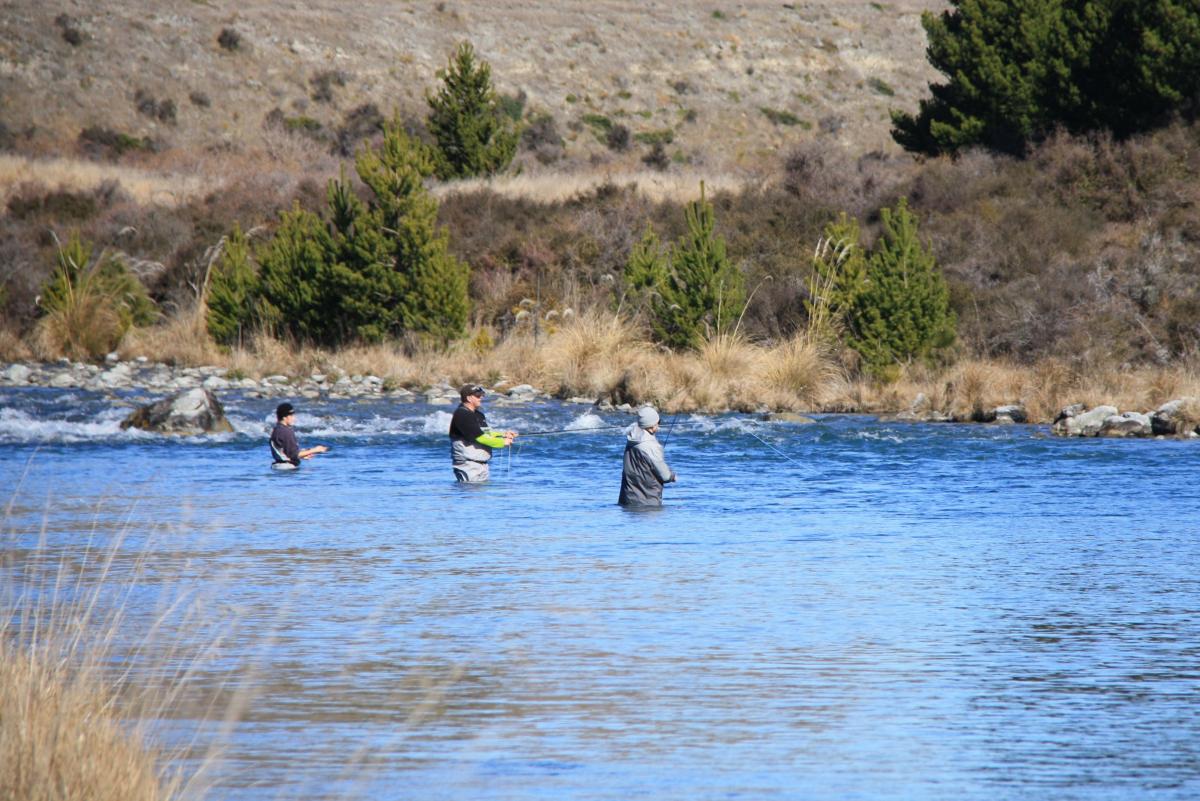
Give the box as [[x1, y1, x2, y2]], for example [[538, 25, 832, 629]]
[[513, 423, 627, 438]]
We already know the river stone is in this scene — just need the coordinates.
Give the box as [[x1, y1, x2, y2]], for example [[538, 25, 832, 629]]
[[1150, 398, 1200, 436], [49, 372, 76, 388], [508, 384, 537, 399], [761, 412, 816, 424], [1052, 405, 1118, 437], [992, 404, 1028, 424], [4, 364, 32, 384], [120, 388, 234, 435], [1100, 411, 1152, 438], [202, 375, 231, 391]]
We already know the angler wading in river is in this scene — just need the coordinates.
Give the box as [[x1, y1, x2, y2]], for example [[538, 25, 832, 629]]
[[619, 405, 676, 507], [448, 384, 517, 483]]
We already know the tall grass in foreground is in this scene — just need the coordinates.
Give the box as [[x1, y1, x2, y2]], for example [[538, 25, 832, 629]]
[[0, 506, 243, 801]]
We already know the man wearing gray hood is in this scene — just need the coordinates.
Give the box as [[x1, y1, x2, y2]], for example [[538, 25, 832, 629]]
[[619, 405, 677, 507]]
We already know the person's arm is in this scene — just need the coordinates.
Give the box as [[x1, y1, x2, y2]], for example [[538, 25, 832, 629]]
[[299, 445, 328, 459], [643, 440, 676, 484]]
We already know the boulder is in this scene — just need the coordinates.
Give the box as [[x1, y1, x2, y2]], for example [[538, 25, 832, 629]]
[[992, 404, 1028, 424], [120, 388, 234, 435], [761, 412, 816, 424], [1099, 411, 1152, 438], [3, 364, 32, 384], [1052, 404, 1118, 437], [1151, 398, 1200, 436], [507, 384, 537, 400]]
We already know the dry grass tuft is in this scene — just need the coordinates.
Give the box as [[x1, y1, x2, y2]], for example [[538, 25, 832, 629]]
[[0, 641, 173, 801], [433, 170, 748, 205], [0, 326, 33, 361], [541, 310, 647, 398], [34, 290, 125, 361], [119, 308, 225, 367], [0, 154, 208, 209]]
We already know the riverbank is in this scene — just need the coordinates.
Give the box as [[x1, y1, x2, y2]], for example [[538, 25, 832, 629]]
[[5, 318, 1200, 432]]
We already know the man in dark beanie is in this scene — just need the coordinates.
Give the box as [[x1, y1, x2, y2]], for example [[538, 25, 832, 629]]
[[449, 384, 517, 482], [270, 402, 328, 469]]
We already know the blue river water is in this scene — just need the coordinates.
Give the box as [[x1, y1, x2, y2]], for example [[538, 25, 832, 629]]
[[2, 385, 1199, 800]]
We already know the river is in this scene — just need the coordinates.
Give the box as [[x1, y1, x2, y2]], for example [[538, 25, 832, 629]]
[[2, 386, 1198, 800]]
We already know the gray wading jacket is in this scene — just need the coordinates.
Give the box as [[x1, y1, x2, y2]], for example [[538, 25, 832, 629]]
[[619, 424, 676, 506]]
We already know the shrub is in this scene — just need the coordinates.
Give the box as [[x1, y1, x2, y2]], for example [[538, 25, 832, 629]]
[[760, 107, 801, 126], [426, 42, 519, 179], [310, 70, 350, 104], [606, 123, 631, 152], [257, 119, 470, 346], [647, 185, 746, 350], [893, 0, 1200, 155], [845, 199, 956, 373], [36, 234, 156, 359], [520, 112, 565, 164], [78, 126, 154, 158], [642, 142, 670, 171], [205, 224, 259, 347], [217, 27, 242, 51]]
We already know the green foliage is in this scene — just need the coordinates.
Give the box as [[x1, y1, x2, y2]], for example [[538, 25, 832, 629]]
[[621, 225, 668, 313], [426, 42, 519, 180], [760, 107, 801, 126], [354, 122, 470, 342], [256, 205, 341, 344], [206, 224, 259, 347], [645, 185, 746, 350], [893, 0, 1200, 155], [842, 200, 956, 373], [254, 120, 470, 346], [808, 213, 867, 339], [38, 233, 156, 358]]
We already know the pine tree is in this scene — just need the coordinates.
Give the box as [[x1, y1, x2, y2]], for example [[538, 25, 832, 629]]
[[355, 119, 470, 343], [206, 224, 259, 347], [652, 184, 745, 350], [622, 224, 668, 313], [256, 205, 342, 345], [893, 0, 1200, 155], [845, 199, 956, 373], [426, 42, 519, 179]]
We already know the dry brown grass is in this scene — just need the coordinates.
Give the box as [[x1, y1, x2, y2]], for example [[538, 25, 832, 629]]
[[0, 326, 33, 362], [119, 307, 225, 366], [0, 642, 173, 801], [0, 154, 208, 209], [0, 518, 240, 801], [434, 170, 750, 205]]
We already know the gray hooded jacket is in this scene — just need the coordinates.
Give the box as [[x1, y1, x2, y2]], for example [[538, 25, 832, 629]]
[[619, 423, 675, 506]]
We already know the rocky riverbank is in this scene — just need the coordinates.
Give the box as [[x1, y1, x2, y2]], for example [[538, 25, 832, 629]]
[[4, 358, 1200, 439]]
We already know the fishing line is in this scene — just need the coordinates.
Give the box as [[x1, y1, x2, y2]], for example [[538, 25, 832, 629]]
[[516, 424, 627, 437], [744, 429, 801, 465]]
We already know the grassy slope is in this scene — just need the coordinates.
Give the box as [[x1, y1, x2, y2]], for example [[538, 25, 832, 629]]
[[0, 0, 944, 169]]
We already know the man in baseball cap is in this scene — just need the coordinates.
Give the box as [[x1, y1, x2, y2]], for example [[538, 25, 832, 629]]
[[269, 402, 328, 469], [448, 384, 517, 482]]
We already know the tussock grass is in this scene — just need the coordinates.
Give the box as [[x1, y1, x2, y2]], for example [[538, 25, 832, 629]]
[[0, 641, 172, 801], [0, 512, 244, 801], [433, 169, 749, 205], [50, 302, 1200, 419], [0, 154, 207, 208]]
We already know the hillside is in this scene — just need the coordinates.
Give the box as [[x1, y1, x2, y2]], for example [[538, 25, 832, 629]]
[[1, 0, 946, 169]]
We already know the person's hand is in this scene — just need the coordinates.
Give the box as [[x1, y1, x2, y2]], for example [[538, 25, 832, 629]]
[[669, 472, 678, 483], [503, 431, 516, 445], [314, 445, 329, 453]]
